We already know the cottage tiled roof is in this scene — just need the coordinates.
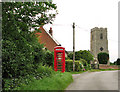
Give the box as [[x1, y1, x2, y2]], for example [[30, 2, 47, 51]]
[[34, 26, 61, 51], [42, 26, 60, 45]]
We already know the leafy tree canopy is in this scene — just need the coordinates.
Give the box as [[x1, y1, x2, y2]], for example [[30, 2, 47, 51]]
[[2, 1, 57, 81], [114, 58, 120, 65], [68, 50, 93, 64], [2, 1, 57, 36], [68, 52, 73, 60], [75, 50, 93, 64]]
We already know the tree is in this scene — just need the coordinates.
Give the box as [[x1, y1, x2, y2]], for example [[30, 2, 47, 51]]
[[2, 1, 57, 69], [114, 58, 120, 65], [75, 50, 93, 64], [2, 2, 57, 33], [2, 2, 57, 89], [67, 50, 93, 64], [97, 52, 109, 64], [68, 52, 73, 60]]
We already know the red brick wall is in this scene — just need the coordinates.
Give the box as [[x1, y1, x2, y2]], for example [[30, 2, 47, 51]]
[[99, 64, 120, 69], [35, 26, 58, 52]]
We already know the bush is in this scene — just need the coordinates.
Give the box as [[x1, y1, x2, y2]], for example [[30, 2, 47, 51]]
[[33, 64, 54, 80], [13, 72, 73, 90], [2, 2, 57, 90], [2, 32, 36, 79], [3, 64, 54, 90], [97, 52, 109, 64], [32, 41, 45, 65], [79, 58, 88, 66], [2, 30, 49, 89], [114, 58, 120, 65], [91, 64, 99, 69], [75, 61, 81, 71], [84, 65, 90, 71], [65, 60, 73, 72], [44, 51, 54, 66], [65, 60, 82, 72], [65, 58, 92, 72]]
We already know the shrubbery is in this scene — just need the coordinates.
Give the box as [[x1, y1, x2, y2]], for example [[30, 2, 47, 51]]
[[2, 25, 54, 90], [79, 58, 87, 66], [3, 64, 54, 90], [13, 72, 73, 90], [2, 2, 58, 90], [2, 31, 54, 90], [65, 59, 90, 72], [65, 60, 81, 72], [65, 60, 72, 72], [2, 32, 38, 79], [97, 52, 109, 64], [44, 51, 54, 66]]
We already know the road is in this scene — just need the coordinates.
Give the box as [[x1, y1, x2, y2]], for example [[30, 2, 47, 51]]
[[65, 70, 119, 91]]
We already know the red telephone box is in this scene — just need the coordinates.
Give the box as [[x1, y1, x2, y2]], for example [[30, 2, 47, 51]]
[[54, 46, 65, 73]]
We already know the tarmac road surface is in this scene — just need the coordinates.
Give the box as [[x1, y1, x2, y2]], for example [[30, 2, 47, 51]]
[[65, 70, 119, 91]]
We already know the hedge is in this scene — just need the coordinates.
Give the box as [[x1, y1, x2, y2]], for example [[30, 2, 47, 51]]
[[65, 60, 83, 72], [65, 59, 92, 72]]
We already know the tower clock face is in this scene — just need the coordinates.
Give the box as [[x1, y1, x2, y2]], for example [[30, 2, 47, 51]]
[[100, 47, 103, 51]]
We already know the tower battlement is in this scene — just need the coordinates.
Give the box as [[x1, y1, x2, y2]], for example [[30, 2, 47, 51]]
[[91, 27, 107, 32]]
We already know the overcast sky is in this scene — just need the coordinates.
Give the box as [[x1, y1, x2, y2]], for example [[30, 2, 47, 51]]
[[44, 0, 119, 63]]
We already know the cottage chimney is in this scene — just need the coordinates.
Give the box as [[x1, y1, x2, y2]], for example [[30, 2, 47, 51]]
[[49, 27, 53, 36]]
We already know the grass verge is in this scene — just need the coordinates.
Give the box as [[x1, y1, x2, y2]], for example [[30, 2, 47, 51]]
[[69, 70, 87, 74], [69, 68, 120, 74], [88, 69, 120, 72], [14, 72, 73, 90]]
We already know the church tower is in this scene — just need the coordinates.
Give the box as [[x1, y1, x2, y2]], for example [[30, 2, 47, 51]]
[[90, 27, 109, 64]]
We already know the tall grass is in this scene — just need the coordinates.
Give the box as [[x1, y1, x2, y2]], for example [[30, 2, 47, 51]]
[[14, 72, 73, 90]]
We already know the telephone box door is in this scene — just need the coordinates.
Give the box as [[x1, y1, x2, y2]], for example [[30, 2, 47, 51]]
[[54, 46, 65, 72]]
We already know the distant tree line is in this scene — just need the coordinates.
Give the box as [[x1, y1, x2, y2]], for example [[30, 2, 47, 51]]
[[113, 58, 120, 65], [67, 50, 94, 64]]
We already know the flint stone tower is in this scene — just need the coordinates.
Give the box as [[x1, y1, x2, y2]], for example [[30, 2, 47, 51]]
[[90, 27, 109, 64]]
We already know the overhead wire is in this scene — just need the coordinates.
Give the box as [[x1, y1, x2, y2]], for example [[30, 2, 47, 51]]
[[76, 24, 119, 44], [50, 23, 119, 43], [51, 24, 72, 27], [75, 25, 90, 32]]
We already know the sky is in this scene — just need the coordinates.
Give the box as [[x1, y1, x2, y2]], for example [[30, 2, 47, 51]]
[[44, 0, 119, 63]]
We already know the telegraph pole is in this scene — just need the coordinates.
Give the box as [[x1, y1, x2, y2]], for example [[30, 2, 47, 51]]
[[73, 22, 75, 72]]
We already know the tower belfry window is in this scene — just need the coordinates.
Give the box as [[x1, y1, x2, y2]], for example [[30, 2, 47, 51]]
[[100, 33, 103, 39], [92, 35, 94, 40]]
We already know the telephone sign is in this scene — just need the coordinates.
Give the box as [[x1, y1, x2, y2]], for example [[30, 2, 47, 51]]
[[54, 46, 65, 73]]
